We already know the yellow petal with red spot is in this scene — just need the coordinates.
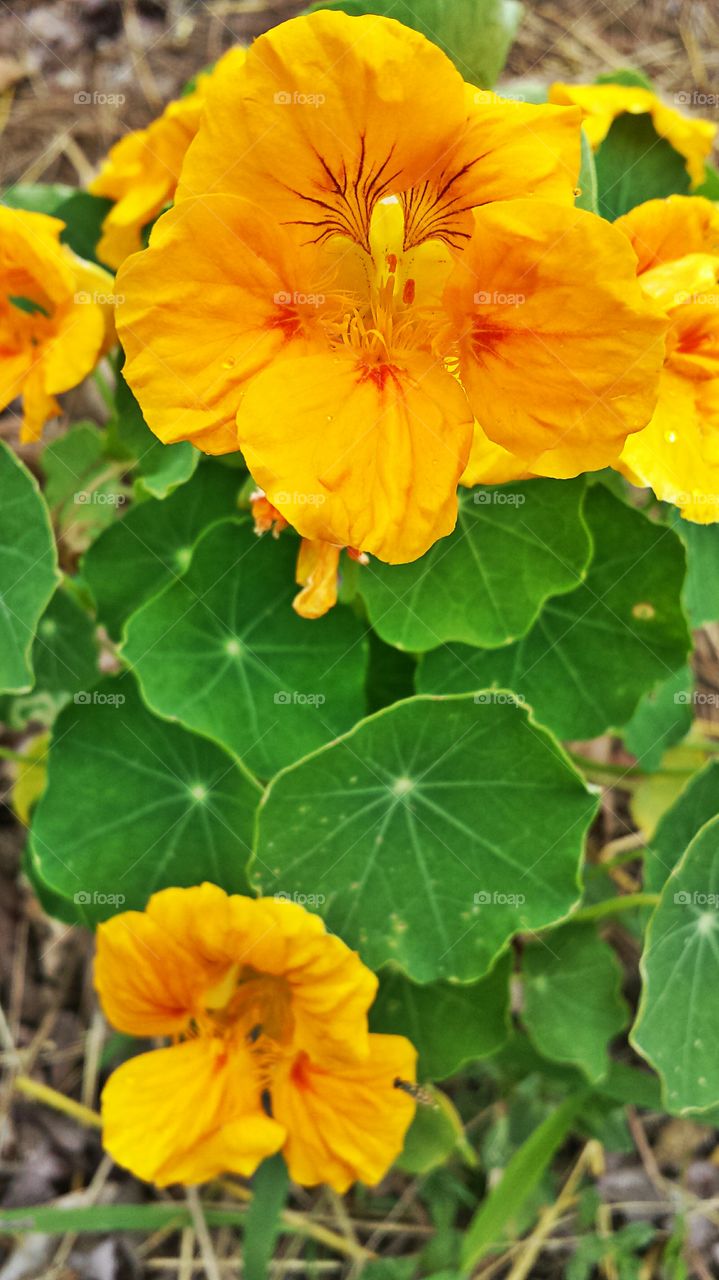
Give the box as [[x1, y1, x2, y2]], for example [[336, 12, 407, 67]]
[[549, 82, 716, 187], [273, 1035, 417, 1192], [615, 195, 719, 275], [177, 11, 468, 249], [294, 540, 341, 618], [445, 199, 667, 477], [101, 1038, 285, 1186], [116, 195, 328, 455], [237, 349, 473, 563]]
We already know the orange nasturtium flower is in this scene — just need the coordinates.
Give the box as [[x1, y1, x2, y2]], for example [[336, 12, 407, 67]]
[[548, 82, 717, 188], [116, 11, 666, 581], [95, 884, 417, 1190], [89, 49, 246, 271], [614, 195, 719, 523], [0, 206, 114, 443]]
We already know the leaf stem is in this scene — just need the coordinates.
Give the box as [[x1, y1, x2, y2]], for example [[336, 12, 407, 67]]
[[569, 893, 660, 924]]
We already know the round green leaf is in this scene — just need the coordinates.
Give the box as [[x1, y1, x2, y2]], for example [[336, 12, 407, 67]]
[[0, 442, 59, 694], [632, 814, 719, 1113], [1, 587, 100, 730], [521, 923, 628, 1084], [253, 694, 596, 982], [123, 519, 369, 778], [82, 462, 242, 639], [418, 486, 690, 739], [356, 480, 590, 652], [594, 113, 690, 221], [30, 674, 261, 925], [371, 952, 511, 1079]]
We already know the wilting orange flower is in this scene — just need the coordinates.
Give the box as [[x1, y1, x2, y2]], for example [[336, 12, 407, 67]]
[[0, 207, 114, 442], [95, 884, 416, 1190], [549, 82, 716, 187], [614, 195, 719, 523], [117, 11, 665, 566], [89, 49, 246, 271]]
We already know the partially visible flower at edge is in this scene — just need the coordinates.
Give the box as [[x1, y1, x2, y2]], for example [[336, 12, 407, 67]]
[[549, 81, 717, 187], [614, 195, 719, 524], [95, 883, 417, 1191], [89, 47, 246, 271], [116, 10, 666, 571], [0, 206, 114, 443]]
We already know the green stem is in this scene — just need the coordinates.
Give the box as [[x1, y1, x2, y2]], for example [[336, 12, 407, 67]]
[[0, 746, 26, 765], [569, 753, 698, 788], [569, 893, 660, 924]]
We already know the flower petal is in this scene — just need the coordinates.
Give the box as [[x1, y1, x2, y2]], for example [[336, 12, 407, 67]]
[[226, 897, 378, 1064], [101, 1038, 284, 1186], [177, 11, 467, 250], [445, 199, 667, 477], [615, 195, 719, 276], [116, 195, 326, 454], [294, 540, 342, 618], [238, 350, 473, 562], [273, 1035, 417, 1192], [460, 420, 533, 487]]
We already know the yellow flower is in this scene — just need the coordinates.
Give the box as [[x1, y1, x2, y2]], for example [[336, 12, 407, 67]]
[[117, 11, 665, 565], [95, 884, 416, 1190], [549, 82, 717, 188], [0, 207, 113, 443], [89, 49, 246, 271], [615, 195, 719, 523]]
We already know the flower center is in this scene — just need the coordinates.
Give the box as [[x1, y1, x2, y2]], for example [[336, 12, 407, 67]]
[[200, 965, 295, 1058]]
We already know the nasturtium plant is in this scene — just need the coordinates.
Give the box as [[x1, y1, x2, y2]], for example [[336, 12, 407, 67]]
[[418, 486, 691, 739], [3, 0, 719, 1267]]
